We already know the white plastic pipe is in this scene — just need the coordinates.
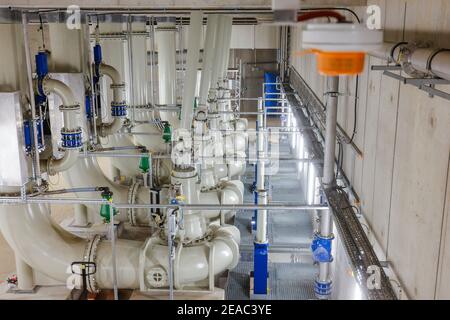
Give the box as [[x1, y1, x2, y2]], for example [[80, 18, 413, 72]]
[[156, 20, 179, 126], [220, 16, 233, 80], [15, 255, 34, 291], [199, 15, 219, 105], [41, 78, 80, 175], [99, 63, 124, 103], [369, 42, 450, 81], [98, 63, 126, 137], [0, 200, 239, 289], [210, 15, 227, 90], [180, 11, 203, 130]]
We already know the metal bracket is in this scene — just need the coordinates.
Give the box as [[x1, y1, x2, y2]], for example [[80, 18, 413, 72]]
[[371, 66, 450, 100], [370, 65, 402, 71]]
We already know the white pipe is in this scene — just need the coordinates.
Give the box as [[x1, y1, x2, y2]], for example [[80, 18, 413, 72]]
[[15, 255, 34, 291], [369, 42, 450, 81], [156, 20, 179, 126], [318, 76, 339, 286], [199, 15, 219, 105], [221, 16, 233, 80], [210, 15, 227, 89], [0, 201, 239, 290], [99, 63, 124, 103], [180, 11, 203, 130], [98, 63, 126, 137], [74, 204, 88, 227], [0, 202, 142, 288], [41, 78, 80, 175]]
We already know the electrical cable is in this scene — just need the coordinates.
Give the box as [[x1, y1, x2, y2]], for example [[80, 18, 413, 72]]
[[297, 11, 347, 23], [299, 7, 361, 23]]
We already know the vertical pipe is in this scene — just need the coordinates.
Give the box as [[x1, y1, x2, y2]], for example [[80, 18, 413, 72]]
[[199, 14, 219, 105], [127, 15, 135, 124], [210, 15, 226, 89], [317, 76, 339, 294], [74, 204, 88, 227], [21, 12, 42, 186], [15, 255, 34, 291], [109, 205, 118, 300], [149, 17, 155, 107], [221, 16, 233, 80], [180, 11, 203, 130], [156, 18, 177, 105]]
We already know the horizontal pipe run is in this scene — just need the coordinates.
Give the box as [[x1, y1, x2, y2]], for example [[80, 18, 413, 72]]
[[0, 197, 327, 211], [80, 152, 150, 158]]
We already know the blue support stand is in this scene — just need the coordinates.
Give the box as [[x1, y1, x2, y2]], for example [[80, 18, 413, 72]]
[[253, 242, 269, 295]]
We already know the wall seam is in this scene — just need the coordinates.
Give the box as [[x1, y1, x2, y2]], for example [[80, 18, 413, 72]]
[[433, 153, 450, 299]]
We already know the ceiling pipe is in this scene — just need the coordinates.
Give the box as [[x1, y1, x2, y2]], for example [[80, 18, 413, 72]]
[[180, 11, 203, 130], [198, 14, 219, 105], [156, 18, 179, 127]]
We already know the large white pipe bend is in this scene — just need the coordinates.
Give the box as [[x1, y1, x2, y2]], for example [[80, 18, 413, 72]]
[[41, 78, 80, 175], [99, 63, 125, 103], [0, 202, 143, 289]]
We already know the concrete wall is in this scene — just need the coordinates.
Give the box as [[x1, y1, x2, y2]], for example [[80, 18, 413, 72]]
[[289, 1, 450, 299]]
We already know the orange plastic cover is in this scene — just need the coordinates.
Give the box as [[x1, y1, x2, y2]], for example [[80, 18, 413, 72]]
[[314, 51, 366, 76]]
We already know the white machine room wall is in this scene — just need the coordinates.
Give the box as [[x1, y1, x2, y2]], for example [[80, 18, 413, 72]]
[[290, 1, 450, 299]]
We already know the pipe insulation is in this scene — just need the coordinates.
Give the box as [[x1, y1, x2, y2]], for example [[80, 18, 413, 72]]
[[199, 15, 219, 105], [180, 11, 203, 130], [40, 78, 80, 175]]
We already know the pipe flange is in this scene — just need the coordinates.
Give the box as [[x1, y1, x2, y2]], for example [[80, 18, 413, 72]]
[[61, 127, 83, 149], [111, 103, 127, 118], [127, 180, 143, 226], [82, 234, 103, 293], [110, 83, 125, 89], [59, 104, 81, 112]]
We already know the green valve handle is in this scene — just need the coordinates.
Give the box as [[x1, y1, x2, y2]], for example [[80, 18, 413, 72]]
[[139, 153, 150, 173], [162, 122, 172, 143], [100, 190, 117, 223]]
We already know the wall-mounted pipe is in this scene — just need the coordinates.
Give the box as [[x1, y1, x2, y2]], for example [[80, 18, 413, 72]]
[[369, 42, 450, 81]]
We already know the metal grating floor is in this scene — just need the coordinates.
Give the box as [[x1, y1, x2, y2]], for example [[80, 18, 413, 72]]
[[225, 137, 318, 300]]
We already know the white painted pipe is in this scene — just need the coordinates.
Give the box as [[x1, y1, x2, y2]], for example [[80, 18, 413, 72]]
[[98, 63, 126, 137], [221, 16, 233, 80], [210, 15, 227, 90], [180, 11, 203, 130], [156, 20, 179, 126], [15, 255, 34, 291], [199, 15, 219, 105], [318, 76, 339, 285], [0, 200, 239, 290], [41, 78, 80, 175], [99, 63, 125, 103], [74, 203, 88, 227], [256, 190, 268, 243], [369, 42, 450, 81]]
